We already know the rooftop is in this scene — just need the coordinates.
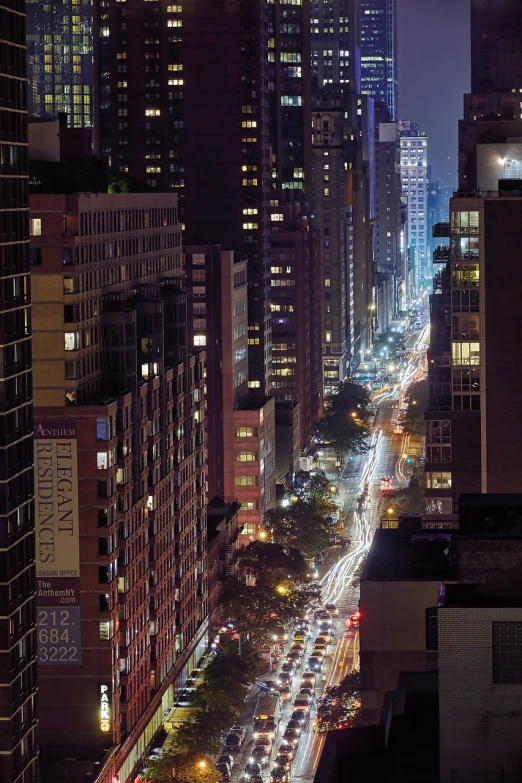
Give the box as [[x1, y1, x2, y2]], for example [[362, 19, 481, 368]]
[[314, 672, 439, 783], [441, 562, 522, 608], [362, 528, 456, 582]]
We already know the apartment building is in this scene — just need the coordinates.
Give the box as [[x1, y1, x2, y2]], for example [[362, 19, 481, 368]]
[[30, 192, 208, 783], [184, 245, 276, 541]]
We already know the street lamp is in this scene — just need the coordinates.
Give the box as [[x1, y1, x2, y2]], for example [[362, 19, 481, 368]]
[[387, 507, 395, 515], [172, 760, 207, 779]]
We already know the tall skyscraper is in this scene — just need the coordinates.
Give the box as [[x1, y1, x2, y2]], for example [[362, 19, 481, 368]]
[[360, 0, 397, 119], [374, 109, 403, 318], [400, 122, 428, 294], [311, 0, 359, 91], [0, 3, 39, 782], [30, 192, 208, 782], [471, 0, 522, 95], [311, 91, 354, 395], [26, 0, 94, 126]]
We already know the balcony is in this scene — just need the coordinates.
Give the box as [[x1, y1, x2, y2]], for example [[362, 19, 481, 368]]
[[433, 245, 449, 263], [433, 222, 450, 238]]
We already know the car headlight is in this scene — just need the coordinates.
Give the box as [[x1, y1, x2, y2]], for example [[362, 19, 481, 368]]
[[253, 733, 258, 739]]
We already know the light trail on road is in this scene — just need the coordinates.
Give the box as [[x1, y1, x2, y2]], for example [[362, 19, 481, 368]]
[[284, 324, 430, 783]]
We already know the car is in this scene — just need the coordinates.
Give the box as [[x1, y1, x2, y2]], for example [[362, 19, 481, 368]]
[[217, 760, 232, 774], [293, 634, 305, 644], [277, 671, 293, 686], [311, 648, 324, 659], [316, 632, 331, 644], [347, 610, 361, 629], [245, 763, 262, 778], [286, 652, 302, 667], [287, 719, 303, 733], [216, 762, 231, 780], [218, 753, 234, 767], [325, 603, 339, 617], [250, 747, 270, 767], [231, 725, 246, 739], [291, 639, 305, 650], [255, 736, 272, 752], [291, 709, 307, 725], [301, 670, 317, 686], [313, 639, 327, 650], [250, 777, 264, 783], [315, 608, 331, 619], [225, 732, 242, 750], [299, 687, 314, 698], [308, 656, 323, 672], [294, 696, 311, 712], [283, 727, 301, 747], [279, 683, 292, 700], [319, 621, 333, 634], [272, 755, 291, 773], [256, 680, 279, 695], [270, 772, 288, 783], [278, 742, 295, 759], [316, 612, 333, 626], [281, 662, 296, 674]]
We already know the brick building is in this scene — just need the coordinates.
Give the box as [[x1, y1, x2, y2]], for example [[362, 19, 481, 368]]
[[30, 192, 208, 783], [439, 575, 522, 783]]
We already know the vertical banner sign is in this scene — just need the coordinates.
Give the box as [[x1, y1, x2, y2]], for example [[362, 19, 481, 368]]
[[34, 421, 81, 665], [99, 683, 112, 732]]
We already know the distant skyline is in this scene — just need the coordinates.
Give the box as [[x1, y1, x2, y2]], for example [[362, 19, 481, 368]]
[[397, 0, 470, 187]]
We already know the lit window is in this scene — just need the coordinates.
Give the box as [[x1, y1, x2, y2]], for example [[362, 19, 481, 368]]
[[30, 218, 42, 236], [324, 278, 331, 287], [325, 331, 332, 343], [243, 208, 258, 215], [235, 475, 259, 486], [235, 451, 258, 462], [426, 472, 452, 490], [235, 427, 258, 438], [451, 342, 480, 366], [99, 622, 111, 640], [145, 109, 161, 116], [324, 188, 330, 196], [64, 332, 79, 351], [194, 335, 206, 346], [271, 213, 284, 221], [243, 500, 260, 510], [97, 451, 112, 470], [248, 380, 261, 388]]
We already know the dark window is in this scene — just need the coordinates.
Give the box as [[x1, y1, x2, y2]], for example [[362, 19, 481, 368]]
[[98, 537, 110, 555], [99, 593, 110, 611], [97, 481, 109, 498], [426, 607, 438, 650], [492, 621, 522, 683], [98, 566, 110, 584], [30, 247, 41, 266], [98, 508, 109, 526]]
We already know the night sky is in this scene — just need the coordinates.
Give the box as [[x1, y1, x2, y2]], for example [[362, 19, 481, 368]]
[[397, 0, 470, 188]]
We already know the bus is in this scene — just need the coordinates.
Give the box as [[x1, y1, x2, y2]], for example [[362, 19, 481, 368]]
[[253, 695, 281, 740]]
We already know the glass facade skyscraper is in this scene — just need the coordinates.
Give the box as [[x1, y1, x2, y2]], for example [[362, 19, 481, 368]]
[[360, 0, 397, 119], [26, 0, 93, 126]]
